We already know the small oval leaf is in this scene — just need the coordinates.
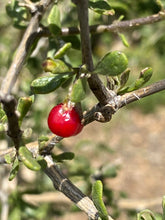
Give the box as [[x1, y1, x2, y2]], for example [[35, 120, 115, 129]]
[[6, 0, 28, 29], [47, 4, 61, 35], [89, 0, 115, 15], [31, 73, 73, 94], [119, 67, 153, 94], [94, 51, 128, 76], [17, 96, 33, 125], [119, 69, 130, 88], [43, 58, 72, 74], [19, 146, 41, 171], [70, 78, 87, 103]]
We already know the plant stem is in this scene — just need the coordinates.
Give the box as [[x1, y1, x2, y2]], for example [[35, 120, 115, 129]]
[[39, 11, 165, 36], [73, 0, 111, 105]]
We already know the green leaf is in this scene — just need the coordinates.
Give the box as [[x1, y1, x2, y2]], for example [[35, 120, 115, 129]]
[[31, 72, 73, 94], [70, 77, 87, 103], [38, 135, 49, 142], [107, 1, 129, 12], [89, 0, 115, 15], [137, 209, 157, 220], [52, 152, 75, 162], [43, 58, 72, 74], [61, 76, 73, 88], [0, 108, 7, 123], [5, 154, 13, 164], [47, 4, 61, 35], [117, 68, 130, 93], [93, 51, 128, 76], [119, 69, 130, 88], [54, 42, 72, 59], [0, 124, 5, 133], [156, 0, 165, 10], [17, 96, 33, 125], [0, 108, 5, 119], [92, 180, 109, 220], [118, 33, 129, 47], [6, 0, 28, 29], [19, 146, 41, 171], [9, 157, 19, 181], [119, 67, 153, 94]]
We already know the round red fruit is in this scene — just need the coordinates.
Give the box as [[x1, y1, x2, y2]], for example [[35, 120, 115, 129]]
[[47, 103, 83, 137]]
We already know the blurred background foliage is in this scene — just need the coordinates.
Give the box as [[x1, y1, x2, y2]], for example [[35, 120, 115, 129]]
[[1, 0, 165, 219]]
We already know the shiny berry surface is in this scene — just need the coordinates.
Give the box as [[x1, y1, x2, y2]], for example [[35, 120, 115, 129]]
[[47, 103, 83, 137]]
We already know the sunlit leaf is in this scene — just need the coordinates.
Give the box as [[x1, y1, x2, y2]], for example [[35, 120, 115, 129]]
[[93, 51, 128, 76], [118, 33, 130, 47], [47, 4, 61, 35], [42, 58, 72, 74], [89, 0, 115, 15], [118, 67, 152, 94], [19, 146, 41, 171], [92, 180, 109, 220], [6, 0, 28, 29], [54, 42, 72, 59], [17, 96, 33, 125], [70, 77, 87, 103], [31, 73, 73, 94]]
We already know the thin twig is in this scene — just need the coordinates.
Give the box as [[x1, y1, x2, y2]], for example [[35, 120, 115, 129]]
[[83, 79, 165, 125], [39, 10, 165, 36], [118, 79, 165, 108], [0, 79, 165, 158]]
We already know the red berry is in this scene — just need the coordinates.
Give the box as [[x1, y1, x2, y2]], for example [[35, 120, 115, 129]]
[[47, 103, 83, 137]]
